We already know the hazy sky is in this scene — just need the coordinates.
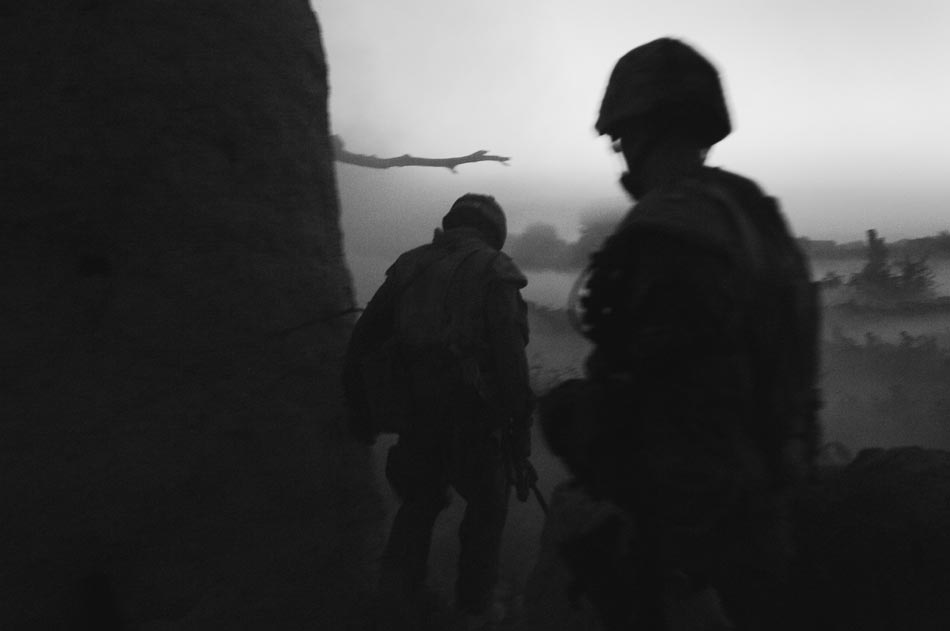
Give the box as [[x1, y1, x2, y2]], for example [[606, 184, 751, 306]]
[[313, 1, 949, 297]]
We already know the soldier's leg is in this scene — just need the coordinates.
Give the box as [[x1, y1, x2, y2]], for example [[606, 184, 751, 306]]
[[380, 439, 451, 597], [453, 433, 511, 614], [381, 498, 446, 588], [376, 498, 447, 631]]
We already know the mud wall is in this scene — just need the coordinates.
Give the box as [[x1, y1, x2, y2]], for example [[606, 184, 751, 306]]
[[1, 3, 380, 628]]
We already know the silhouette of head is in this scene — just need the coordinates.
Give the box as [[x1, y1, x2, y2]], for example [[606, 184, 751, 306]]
[[442, 194, 507, 250], [597, 37, 731, 145], [598, 38, 731, 198]]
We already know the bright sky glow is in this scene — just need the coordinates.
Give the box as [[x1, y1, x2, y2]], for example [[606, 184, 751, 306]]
[[313, 0, 950, 272]]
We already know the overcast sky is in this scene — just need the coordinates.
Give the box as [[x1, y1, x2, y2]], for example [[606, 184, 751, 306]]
[[313, 0, 949, 297]]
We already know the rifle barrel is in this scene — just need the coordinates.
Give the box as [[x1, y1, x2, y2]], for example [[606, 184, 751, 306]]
[[531, 483, 549, 515]]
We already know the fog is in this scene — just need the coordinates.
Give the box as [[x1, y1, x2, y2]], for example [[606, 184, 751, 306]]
[[313, 1, 950, 306], [313, 5, 950, 625], [323, 0, 950, 481]]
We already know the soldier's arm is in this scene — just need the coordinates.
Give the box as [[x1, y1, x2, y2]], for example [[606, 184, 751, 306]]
[[346, 276, 398, 360], [484, 253, 533, 456], [342, 275, 399, 443]]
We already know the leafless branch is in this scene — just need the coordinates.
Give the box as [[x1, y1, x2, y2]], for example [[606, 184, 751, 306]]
[[331, 135, 510, 173]]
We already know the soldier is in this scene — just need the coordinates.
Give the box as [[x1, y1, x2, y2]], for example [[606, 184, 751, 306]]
[[542, 38, 821, 630], [343, 194, 534, 630]]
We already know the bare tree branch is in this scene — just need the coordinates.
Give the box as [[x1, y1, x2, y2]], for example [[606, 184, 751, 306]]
[[331, 135, 510, 173]]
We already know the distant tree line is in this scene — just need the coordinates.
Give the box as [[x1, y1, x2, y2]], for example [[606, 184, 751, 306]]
[[820, 229, 940, 302], [508, 219, 950, 273], [798, 231, 950, 261], [506, 214, 620, 272]]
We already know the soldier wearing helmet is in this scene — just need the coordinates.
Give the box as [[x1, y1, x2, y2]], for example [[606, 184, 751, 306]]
[[596, 37, 732, 201], [542, 38, 820, 629], [343, 193, 534, 629]]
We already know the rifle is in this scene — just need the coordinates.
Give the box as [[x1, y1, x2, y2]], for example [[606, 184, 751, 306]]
[[529, 478, 549, 514]]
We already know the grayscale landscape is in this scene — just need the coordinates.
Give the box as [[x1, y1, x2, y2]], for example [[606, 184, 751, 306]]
[[4, 1, 949, 628]]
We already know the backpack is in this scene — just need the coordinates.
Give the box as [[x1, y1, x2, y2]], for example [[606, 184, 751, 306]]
[[358, 240, 498, 434]]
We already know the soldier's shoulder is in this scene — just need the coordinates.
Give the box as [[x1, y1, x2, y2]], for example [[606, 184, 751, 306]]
[[489, 251, 528, 288], [385, 244, 436, 279], [619, 191, 730, 252], [620, 169, 760, 252], [711, 167, 770, 200]]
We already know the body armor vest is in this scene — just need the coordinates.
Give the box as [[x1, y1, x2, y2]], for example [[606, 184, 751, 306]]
[[576, 170, 821, 486]]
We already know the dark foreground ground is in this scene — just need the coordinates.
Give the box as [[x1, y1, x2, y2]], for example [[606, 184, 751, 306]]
[[353, 301, 950, 630], [360, 443, 950, 631]]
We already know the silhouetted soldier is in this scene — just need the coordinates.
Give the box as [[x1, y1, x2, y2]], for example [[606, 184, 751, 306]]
[[542, 38, 821, 630], [344, 194, 534, 629]]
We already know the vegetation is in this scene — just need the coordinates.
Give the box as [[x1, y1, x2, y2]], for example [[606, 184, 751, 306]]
[[507, 214, 620, 272], [848, 230, 937, 299], [799, 230, 950, 261], [820, 229, 941, 304], [510, 218, 950, 275]]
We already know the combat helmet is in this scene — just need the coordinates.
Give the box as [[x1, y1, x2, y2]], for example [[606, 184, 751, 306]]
[[442, 193, 507, 249], [596, 37, 731, 146]]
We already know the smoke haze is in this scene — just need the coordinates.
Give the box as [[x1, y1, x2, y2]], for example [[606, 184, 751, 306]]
[[314, 0, 950, 302]]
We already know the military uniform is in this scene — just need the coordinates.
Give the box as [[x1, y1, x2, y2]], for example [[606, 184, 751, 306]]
[[574, 165, 819, 629], [532, 37, 822, 630], [344, 200, 533, 620]]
